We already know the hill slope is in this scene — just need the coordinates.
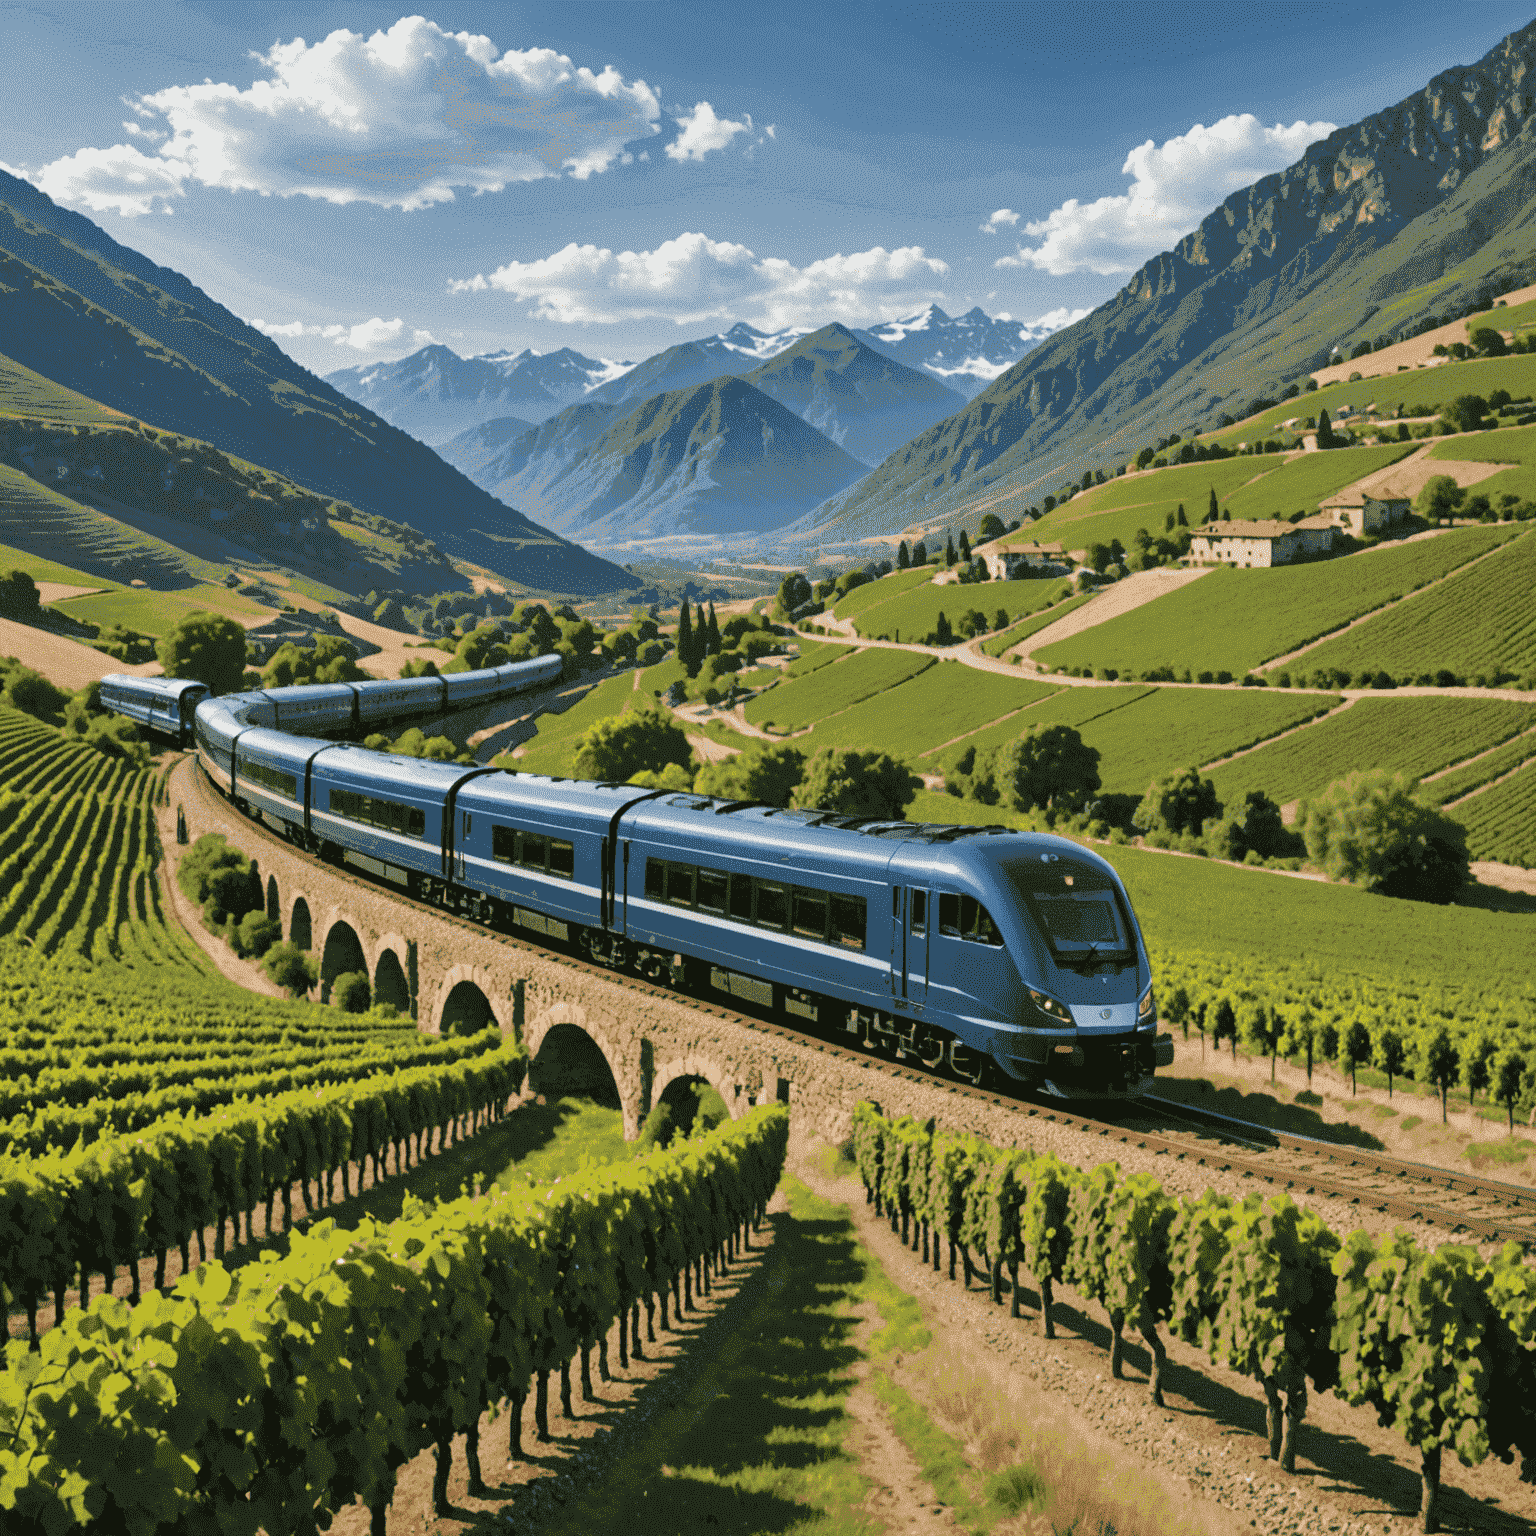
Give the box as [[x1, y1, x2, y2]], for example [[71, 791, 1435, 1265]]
[[0, 170, 629, 594], [792, 19, 1536, 549]]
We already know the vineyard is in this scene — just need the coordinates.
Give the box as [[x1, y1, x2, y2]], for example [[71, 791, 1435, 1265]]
[[744, 645, 933, 732], [981, 592, 1093, 655], [1274, 528, 1536, 683], [845, 571, 1072, 642], [1445, 762, 1536, 868], [1033, 525, 1519, 679], [850, 1101, 1534, 1531], [1205, 696, 1536, 807], [0, 1103, 789, 1535]]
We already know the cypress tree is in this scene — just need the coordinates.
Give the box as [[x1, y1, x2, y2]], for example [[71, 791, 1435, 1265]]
[[677, 601, 695, 677], [959, 529, 972, 562], [705, 602, 721, 656], [913, 539, 927, 565], [1177, 504, 1188, 527], [897, 540, 910, 570], [935, 610, 952, 645], [1207, 487, 1218, 525], [1318, 408, 1334, 449], [1222, 507, 1231, 521], [944, 532, 957, 566]]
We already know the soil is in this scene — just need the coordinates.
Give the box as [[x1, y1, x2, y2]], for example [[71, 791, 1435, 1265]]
[[1012, 566, 1213, 662], [0, 612, 160, 688]]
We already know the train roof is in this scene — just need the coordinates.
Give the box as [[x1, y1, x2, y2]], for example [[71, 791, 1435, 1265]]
[[102, 673, 209, 700], [309, 742, 472, 795]]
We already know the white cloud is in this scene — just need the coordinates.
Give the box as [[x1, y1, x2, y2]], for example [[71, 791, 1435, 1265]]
[[250, 314, 414, 352], [666, 102, 750, 162], [980, 208, 1019, 234], [453, 231, 949, 329], [997, 114, 1335, 276], [28, 16, 661, 216]]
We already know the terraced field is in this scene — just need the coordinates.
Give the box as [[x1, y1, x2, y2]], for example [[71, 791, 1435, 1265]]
[[1033, 525, 1518, 678], [844, 572, 1072, 642], [831, 566, 933, 619], [1205, 696, 1536, 807], [744, 647, 934, 733], [927, 683, 1155, 773], [1448, 761, 1536, 867], [1221, 443, 1417, 521], [1281, 529, 1536, 682], [1423, 728, 1536, 805], [981, 594, 1093, 655]]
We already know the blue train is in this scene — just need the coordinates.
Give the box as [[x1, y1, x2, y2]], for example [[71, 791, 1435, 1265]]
[[99, 675, 210, 747], [110, 657, 1171, 1095]]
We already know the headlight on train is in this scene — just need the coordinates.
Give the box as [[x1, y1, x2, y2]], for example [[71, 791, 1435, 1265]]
[[1138, 986, 1156, 1024], [1028, 988, 1072, 1023]]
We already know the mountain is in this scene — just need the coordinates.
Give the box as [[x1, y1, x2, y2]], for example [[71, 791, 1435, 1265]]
[[793, 19, 1536, 550], [585, 324, 811, 410], [854, 306, 1053, 399], [0, 168, 629, 594], [740, 324, 965, 465], [451, 377, 865, 550]]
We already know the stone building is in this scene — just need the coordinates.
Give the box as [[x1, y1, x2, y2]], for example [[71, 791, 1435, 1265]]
[[1188, 515, 1339, 568], [1317, 489, 1412, 535], [980, 538, 1070, 580]]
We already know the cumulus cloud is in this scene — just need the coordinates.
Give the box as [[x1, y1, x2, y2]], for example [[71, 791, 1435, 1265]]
[[980, 208, 1019, 234], [452, 231, 949, 328], [29, 16, 662, 216], [997, 114, 1335, 276], [250, 315, 417, 352], [666, 102, 748, 161]]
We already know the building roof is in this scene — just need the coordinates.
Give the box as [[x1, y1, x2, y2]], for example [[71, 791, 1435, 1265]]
[[1192, 519, 1298, 541], [1319, 488, 1410, 509], [993, 538, 1064, 555], [1295, 513, 1338, 531]]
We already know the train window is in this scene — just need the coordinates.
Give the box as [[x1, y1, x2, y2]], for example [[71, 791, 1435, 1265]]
[[645, 858, 665, 900], [492, 826, 516, 864], [754, 880, 789, 931], [728, 872, 753, 921], [792, 888, 827, 941], [697, 868, 729, 915], [520, 833, 549, 872], [242, 761, 298, 800], [666, 863, 695, 908], [549, 840, 574, 880], [938, 892, 1003, 945], [831, 894, 866, 950], [910, 890, 926, 935], [330, 788, 426, 839]]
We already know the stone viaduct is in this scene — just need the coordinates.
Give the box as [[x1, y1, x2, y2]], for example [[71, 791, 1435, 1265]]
[[169, 759, 879, 1142]]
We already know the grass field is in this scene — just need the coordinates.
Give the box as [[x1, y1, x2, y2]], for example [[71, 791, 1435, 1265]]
[[1221, 443, 1418, 520], [847, 572, 1073, 642], [981, 594, 1093, 656], [1075, 687, 1339, 795], [52, 582, 272, 635], [831, 565, 934, 618], [796, 661, 1059, 759], [0, 352, 128, 424], [0, 540, 112, 589], [512, 672, 638, 774], [927, 683, 1155, 772], [1280, 530, 1536, 682], [1447, 761, 1536, 867], [1034, 525, 1518, 678], [781, 637, 852, 678], [745, 648, 934, 733], [1205, 696, 1536, 807]]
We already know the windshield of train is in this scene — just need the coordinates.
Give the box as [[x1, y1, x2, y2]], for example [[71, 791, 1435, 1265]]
[[1003, 856, 1136, 968]]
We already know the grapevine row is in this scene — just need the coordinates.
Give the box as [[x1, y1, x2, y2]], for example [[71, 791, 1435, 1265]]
[[0, 1037, 527, 1339], [0, 1103, 789, 1536], [851, 1102, 1535, 1532]]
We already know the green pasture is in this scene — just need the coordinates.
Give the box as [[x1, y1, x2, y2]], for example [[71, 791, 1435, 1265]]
[[1034, 525, 1517, 678], [798, 661, 1058, 759], [848, 572, 1072, 642], [781, 637, 852, 678], [1474, 296, 1536, 335], [1205, 696, 1536, 807], [928, 684, 1155, 772], [0, 541, 113, 590], [1448, 762, 1536, 868], [508, 672, 637, 775], [1427, 422, 1536, 464], [745, 647, 933, 733], [1222, 443, 1418, 520], [1077, 687, 1339, 796], [1284, 530, 1536, 682], [51, 582, 271, 636], [0, 352, 128, 425], [831, 565, 933, 619], [981, 594, 1092, 656]]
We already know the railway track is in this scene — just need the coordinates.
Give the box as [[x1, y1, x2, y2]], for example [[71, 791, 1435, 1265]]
[[184, 759, 1536, 1250]]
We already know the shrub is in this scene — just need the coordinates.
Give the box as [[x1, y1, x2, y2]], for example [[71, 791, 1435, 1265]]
[[4, 667, 68, 721], [231, 910, 281, 959], [693, 742, 806, 807], [1134, 767, 1221, 839], [573, 698, 693, 782], [790, 748, 919, 819], [331, 971, 372, 1013], [262, 941, 318, 997]]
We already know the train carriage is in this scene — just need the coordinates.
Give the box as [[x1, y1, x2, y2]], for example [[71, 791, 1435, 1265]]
[[99, 674, 211, 747]]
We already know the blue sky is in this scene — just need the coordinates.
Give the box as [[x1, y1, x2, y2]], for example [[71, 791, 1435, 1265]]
[[3, 1, 1531, 374]]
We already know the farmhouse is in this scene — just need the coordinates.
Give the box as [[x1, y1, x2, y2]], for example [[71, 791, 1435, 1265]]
[[981, 537, 1070, 579], [1317, 488, 1411, 535], [1188, 515, 1339, 568]]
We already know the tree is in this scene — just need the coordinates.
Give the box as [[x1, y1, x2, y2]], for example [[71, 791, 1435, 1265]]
[[0, 569, 40, 619], [1415, 475, 1465, 522], [1212, 996, 1238, 1058], [1342, 1019, 1371, 1096], [958, 529, 972, 562], [330, 971, 371, 1012], [1464, 1035, 1496, 1108], [777, 572, 811, 614], [1469, 326, 1507, 358], [262, 635, 368, 689], [1423, 1030, 1459, 1124], [573, 700, 693, 783], [399, 656, 439, 679], [263, 941, 317, 997], [1317, 408, 1335, 449], [158, 610, 247, 695], [912, 540, 927, 565], [1086, 541, 1112, 574], [4, 667, 68, 721], [1376, 1027, 1406, 1097], [993, 724, 1100, 813], [933, 610, 953, 645], [676, 602, 698, 678], [1133, 766, 1221, 838], [1177, 504, 1188, 528], [1497, 1052, 1526, 1133], [1298, 771, 1469, 903], [789, 748, 919, 819], [1445, 393, 1491, 432], [705, 603, 722, 657], [693, 742, 806, 807], [1207, 486, 1219, 524], [897, 540, 910, 569], [372, 597, 408, 631], [978, 513, 1005, 540], [944, 531, 957, 567]]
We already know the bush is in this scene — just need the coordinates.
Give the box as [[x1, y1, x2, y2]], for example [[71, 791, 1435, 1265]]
[[158, 611, 247, 695], [331, 971, 372, 1013], [573, 698, 693, 782], [1133, 767, 1221, 839], [230, 910, 280, 959], [263, 941, 317, 997], [1297, 770, 1470, 903], [0, 569, 40, 619], [984, 723, 1101, 813], [790, 748, 919, 819], [4, 667, 68, 721], [693, 742, 806, 807], [626, 762, 693, 791]]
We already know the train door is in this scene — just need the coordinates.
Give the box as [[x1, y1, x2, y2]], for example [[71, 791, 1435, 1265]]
[[889, 885, 930, 1006]]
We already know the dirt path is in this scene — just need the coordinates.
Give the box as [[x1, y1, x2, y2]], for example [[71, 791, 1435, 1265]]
[[0, 613, 161, 687]]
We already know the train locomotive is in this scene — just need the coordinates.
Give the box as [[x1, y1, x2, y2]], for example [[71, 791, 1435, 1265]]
[[110, 658, 1172, 1095]]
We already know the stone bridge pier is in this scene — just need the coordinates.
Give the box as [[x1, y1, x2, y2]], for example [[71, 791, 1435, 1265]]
[[171, 760, 828, 1142]]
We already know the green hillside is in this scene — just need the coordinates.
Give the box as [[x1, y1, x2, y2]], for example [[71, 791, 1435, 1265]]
[[927, 683, 1155, 773], [1281, 530, 1536, 684], [745, 648, 933, 733], [1033, 525, 1517, 679], [844, 571, 1072, 642], [1221, 444, 1418, 520], [1448, 763, 1536, 867]]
